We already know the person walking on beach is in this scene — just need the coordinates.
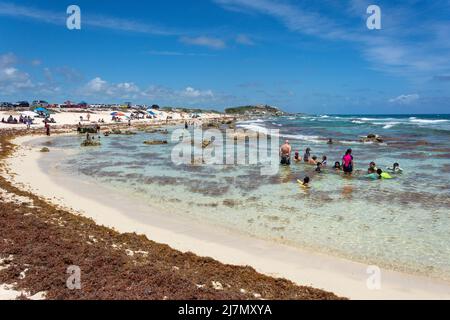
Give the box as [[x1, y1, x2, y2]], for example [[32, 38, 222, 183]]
[[279, 140, 292, 165], [342, 149, 354, 175], [45, 122, 50, 136]]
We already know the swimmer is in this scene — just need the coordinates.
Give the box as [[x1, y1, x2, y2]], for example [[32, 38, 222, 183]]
[[334, 162, 341, 171], [309, 155, 318, 165], [294, 151, 301, 162], [327, 138, 333, 145], [322, 155, 327, 166], [368, 161, 377, 173], [377, 169, 393, 179], [301, 176, 310, 187], [303, 148, 311, 163], [387, 162, 403, 173], [315, 162, 322, 173], [366, 167, 378, 180]]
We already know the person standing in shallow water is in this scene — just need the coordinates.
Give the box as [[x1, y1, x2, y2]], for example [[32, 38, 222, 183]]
[[342, 148, 354, 175], [303, 148, 311, 163], [279, 140, 292, 165]]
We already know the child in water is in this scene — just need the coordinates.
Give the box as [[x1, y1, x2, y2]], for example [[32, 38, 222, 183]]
[[302, 176, 310, 187], [368, 162, 377, 173], [387, 162, 403, 173], [315, 162, 322, 173], [366, 167, 378, 180], [322, 155, 327, 166], [377, 169, 393, 180], [294, 151, 301, 162], [309, 155, 318, 165], [334, 162, 341, 171]]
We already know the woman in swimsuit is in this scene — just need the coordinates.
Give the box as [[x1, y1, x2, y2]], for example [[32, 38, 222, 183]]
[[342, 149, 354, 175]]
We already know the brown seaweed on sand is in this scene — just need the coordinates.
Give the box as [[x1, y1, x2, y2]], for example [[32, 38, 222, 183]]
[[0, 128, 344, 300]]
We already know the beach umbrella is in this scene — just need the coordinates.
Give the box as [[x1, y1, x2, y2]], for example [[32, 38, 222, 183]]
[[34, 107, 49, 113], [111, 111, 126, 116]]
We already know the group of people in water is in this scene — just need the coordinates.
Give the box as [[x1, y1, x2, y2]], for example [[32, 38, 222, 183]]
[[279, 140, 403, 187]]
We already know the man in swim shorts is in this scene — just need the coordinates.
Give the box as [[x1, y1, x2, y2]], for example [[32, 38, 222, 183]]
[[280, 140, 292, 165]]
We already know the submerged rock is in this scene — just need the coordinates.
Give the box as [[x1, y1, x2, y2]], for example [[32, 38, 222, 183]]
[[81, 140, 101, 147], [143, 140, 168, 145], [40, 147, 50, 153], [145, 129, 168, 134], [361, 134, 384, 143]]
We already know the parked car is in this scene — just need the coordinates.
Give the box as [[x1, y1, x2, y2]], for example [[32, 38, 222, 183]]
[[0, 102, 14, 108], [32, 100, 49, 108], [14, 101, 30, 108]]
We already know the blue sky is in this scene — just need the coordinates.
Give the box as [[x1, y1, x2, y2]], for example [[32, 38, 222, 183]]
[[0, 0, 449, 114]]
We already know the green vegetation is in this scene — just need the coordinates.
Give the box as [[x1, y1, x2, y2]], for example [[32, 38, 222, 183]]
[[224, 105, 283, 115], [161, 107, 221, 114]]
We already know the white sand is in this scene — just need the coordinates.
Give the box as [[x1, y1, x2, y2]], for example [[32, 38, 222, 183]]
[[3, 135, 450, 300], [0, 109, 226, 131]]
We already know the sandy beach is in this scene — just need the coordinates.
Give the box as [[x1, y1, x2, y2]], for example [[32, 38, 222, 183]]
[[2, 122, 450, 300], [0, 114, 340, 300]]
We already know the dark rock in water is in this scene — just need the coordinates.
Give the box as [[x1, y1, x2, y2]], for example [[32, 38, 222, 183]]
[[361, 134, 384, 143], [112, 129, 122, 134], [40, 147, 50, 153], [124, 130, 136, 135], [81, 140, 101, 147], [143, 140, 168, 145], [203, 122, 220, 129], [145, 129, 168, 134], [79, 127, 97, 134]]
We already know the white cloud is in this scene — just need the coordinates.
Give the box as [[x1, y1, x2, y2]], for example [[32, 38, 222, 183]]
[[180, 87, 214, 98], [389, 94, 420, 104], [0, 53, 33, 94], [214, 0, 450, 78], [0, 52, 17, 67], [86, 77, 108, 93], [180, 36, 226, 49], [83, 78, 217, 104], [84, 77, 141, 99], [236, 34, 255, 45], [0, 1, 180, 36]]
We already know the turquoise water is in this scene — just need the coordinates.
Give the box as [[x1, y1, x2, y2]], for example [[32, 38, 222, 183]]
[[41, 114, 450, 280]]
